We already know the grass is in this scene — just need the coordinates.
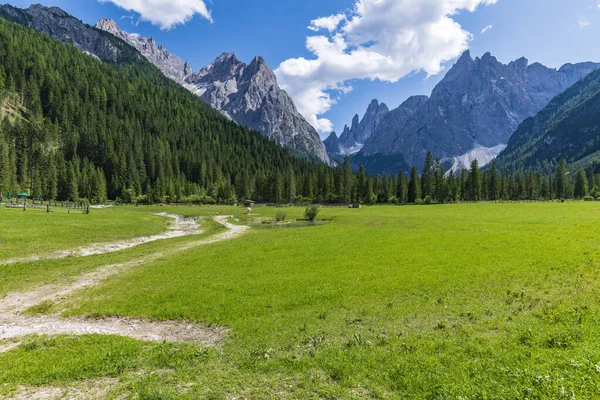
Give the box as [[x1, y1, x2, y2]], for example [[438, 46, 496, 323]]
[[2, 203, 600, 398], [0, 206, 168, 261]]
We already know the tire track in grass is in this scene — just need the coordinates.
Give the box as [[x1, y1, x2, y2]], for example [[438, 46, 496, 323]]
[[0, 216, 248, 346]]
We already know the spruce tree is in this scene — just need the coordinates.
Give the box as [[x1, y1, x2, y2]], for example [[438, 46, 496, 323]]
[[555, 159, 568, 199], [574, 166, 589, 199], [468, 160, 482, 201], [408, 166, 421, 203]]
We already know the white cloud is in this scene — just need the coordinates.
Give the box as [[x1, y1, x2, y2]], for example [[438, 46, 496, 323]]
[[99, 0, 212, 30], [308, 14, 346, 32], [276, 0, 499, 133], [579, 17, 591, 28], [481, 24, 493, 34]]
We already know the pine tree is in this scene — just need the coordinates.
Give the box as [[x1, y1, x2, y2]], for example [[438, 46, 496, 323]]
[[555, 159, 568, 199], [468, 160, 482, 201], [421, 151, 435, 198], [408, 166, 421, 203], [574, 166, 589, 199]]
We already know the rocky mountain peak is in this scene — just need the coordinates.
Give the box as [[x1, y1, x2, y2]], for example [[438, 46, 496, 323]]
[[509, 56, 529, 70], [28, 3, 68, 17], [96, 18, 191, 83], [323, 132, 343, 158], [186, 53, 329, 163], [95, 18, 120, 34], [333, 99, 390, 157]]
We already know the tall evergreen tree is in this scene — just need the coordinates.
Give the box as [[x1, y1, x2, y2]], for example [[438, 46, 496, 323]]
[[408, 166, 421, 203], [467, 160, 482, 201], [555, 159, 568, 199], [574, 166, 589, 199]]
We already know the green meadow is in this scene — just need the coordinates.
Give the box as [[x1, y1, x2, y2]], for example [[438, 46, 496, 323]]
[[2, 203, 600, 398]]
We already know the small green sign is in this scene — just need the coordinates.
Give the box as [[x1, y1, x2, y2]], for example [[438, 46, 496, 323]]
[[7, 192, 11, 200]]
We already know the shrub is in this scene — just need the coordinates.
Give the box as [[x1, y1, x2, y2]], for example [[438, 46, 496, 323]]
[[584, 196, 595, 202], [275, 211, 287, 222], [304, 205, 320, 222], [423, 196, 433, 205], [414, 198, 423, 205]]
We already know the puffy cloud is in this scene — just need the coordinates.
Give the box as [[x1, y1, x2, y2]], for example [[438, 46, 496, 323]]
[[579, 17, 591, 28], [481, 24, 493, 34], [308, 14, 346, 32], [99, 0, 212, 30], [276, 0, 499, 133]]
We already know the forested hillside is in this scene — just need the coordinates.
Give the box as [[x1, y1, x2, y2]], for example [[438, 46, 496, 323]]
[[0, 18, 342, 204], [495, 67, 600, 173]]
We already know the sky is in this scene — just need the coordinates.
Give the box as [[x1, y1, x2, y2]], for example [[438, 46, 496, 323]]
[[5, 0, 600, 139]]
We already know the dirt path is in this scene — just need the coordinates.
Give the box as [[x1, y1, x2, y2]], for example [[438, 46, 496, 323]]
[[5, 378, 118, 400], [0, 213, 203, 266], [0, 216, 248, 346]]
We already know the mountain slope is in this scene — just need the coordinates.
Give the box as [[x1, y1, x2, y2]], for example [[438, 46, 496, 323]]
[[360, 51, 600, 169], [0, 4, 140, 64], [95, 18, 191, 83], [495, 67, 600, 172], [94, 18, 328, 163], [0, 16, 332, 204]]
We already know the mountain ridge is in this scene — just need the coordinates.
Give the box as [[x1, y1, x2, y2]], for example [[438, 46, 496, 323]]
[[360, 50, 600, 170]]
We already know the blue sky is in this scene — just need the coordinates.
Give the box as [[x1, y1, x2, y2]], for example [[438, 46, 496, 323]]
[[5, 0, 600, 138]]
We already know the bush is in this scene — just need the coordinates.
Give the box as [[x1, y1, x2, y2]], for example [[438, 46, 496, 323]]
[[423, 196, 433, 205], [304, 205, 320, 222], [583, 195, 595, 202], [275, 211, 287, 222], [414, 198, 423, 205]]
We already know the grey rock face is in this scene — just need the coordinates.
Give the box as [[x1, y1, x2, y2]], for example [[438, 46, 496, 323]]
[[95, 18, 191, 83], [360, 51, 600, 168], [337, 99, 389, 154], [362, 95, 428, 156], [185, 53, 329, 163], [0, 4, 133, 63], [323, 132, 343, 156]]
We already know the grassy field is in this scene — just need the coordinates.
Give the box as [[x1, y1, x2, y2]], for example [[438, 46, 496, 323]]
[[2, 203, 600, 398], [0, 206, 169, 261]]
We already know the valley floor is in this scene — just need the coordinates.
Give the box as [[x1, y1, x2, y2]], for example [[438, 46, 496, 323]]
[[1, 203, 600, 399]]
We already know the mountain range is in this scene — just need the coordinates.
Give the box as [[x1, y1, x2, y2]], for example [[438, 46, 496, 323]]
[[353, 51, 599, 172]]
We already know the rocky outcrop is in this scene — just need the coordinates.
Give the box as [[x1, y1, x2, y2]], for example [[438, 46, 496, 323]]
[[95, 18, 191, 83], [0, 4, 136, 63], [323, 132, 344, 157], [360, 51, 600, 169], [337, 99, 389, 154], [185, 53, 329, 163]]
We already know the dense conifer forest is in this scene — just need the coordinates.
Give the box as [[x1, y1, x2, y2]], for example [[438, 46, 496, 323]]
[[0, 18, 597, 206]]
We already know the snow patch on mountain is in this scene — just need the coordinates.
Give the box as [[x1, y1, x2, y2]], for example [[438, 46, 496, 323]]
[[444, 144, 507, 175]]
